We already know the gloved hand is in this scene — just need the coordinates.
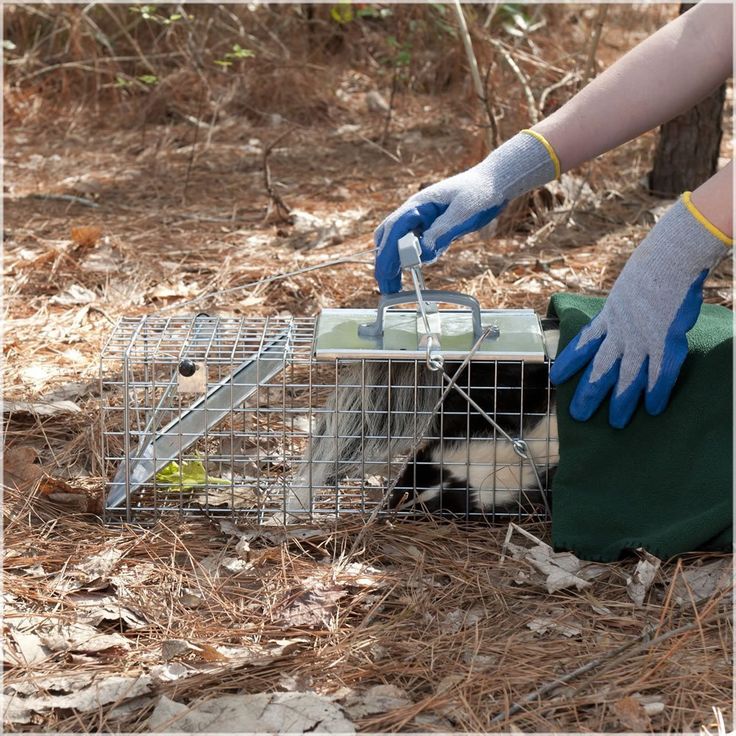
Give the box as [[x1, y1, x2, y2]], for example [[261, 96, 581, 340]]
[[374, 130, 559, 293], [550, 193, 731, 428]]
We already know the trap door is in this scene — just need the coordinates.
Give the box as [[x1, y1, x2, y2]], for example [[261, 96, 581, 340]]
[[314, 308, 547, 362]]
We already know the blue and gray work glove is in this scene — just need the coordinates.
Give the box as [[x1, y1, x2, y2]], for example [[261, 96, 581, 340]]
[[374, 130, 560, 294], [551, 193, 732, 428]]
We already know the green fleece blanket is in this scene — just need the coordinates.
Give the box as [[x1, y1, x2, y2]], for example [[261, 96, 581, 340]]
[[548, 293, 733, 562]]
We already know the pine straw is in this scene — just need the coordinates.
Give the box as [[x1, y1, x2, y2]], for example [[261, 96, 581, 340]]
[[3, 484, 733, 733], [4, 7, 734, 732]]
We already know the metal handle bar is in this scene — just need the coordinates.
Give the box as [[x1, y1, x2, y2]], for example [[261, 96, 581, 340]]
[[358, 289, 484, 340]]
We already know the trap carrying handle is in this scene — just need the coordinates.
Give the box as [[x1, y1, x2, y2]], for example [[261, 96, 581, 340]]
[[359, 232, 484, 340], [358, 289, 484, 340]]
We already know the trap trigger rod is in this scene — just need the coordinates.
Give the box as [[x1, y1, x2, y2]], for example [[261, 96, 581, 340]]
[[397, 233, 443, 369]]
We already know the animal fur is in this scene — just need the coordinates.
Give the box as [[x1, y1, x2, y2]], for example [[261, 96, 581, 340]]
[[285, 328, 559, 518]]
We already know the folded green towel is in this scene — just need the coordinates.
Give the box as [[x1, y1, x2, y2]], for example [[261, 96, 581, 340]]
[[548, 293, 733, 562]]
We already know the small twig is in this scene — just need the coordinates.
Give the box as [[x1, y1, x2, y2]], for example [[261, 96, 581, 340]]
[[482, 61, 500, 149], [357, 133, 401, 164], [483, 3, 499, 29], [182, 86, 207, 205], [563, 162, 593, 226], [492, 606, 732, 724], [453, 0, 494, 152], [262, 127, 296, 224], [581, 4, 609, 88], [100, 4, 157, 76], [380, 65, 400, 146], [490, 39, 539, 125], [29, 193, 100, 209], [538, 71, 578, 118]]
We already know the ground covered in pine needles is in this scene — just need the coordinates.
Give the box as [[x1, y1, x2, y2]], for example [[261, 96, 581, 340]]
[[3, 4, 733, 732]]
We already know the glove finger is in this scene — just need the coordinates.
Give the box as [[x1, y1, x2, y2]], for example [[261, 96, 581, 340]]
[[421, 199, 508, 260], [549, 319, 606, 385], [608, 355, 648, 429], [645, 269, 707, 416], [374, 202, 447, 293], [568, 339, 620, 422]]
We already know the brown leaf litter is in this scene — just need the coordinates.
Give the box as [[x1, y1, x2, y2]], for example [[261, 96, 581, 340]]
[[3, 8, 733, 730]]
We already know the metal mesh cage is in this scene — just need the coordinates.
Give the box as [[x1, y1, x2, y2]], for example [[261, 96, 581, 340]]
[[100, 313, 558, 524]]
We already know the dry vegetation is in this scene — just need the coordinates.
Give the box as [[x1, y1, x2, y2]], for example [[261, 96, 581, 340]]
[[3, 3, 733, 733]]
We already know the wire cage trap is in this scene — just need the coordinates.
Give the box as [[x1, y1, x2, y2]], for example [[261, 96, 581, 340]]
[[100, 309, 559, 525], [100, 237, 559, 525]]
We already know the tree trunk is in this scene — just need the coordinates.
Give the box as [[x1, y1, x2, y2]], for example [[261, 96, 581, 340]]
[[648, 3, 726, 197]]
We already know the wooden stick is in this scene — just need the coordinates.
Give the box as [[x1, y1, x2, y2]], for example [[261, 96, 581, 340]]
[[491, 39, 539, 125], [262, 127, 296, 223], [581, 4, 609, 88], [453, 0, 495, 152]]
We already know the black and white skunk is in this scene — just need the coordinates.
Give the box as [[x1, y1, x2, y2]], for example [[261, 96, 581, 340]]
[[285, 325, 559, 520]]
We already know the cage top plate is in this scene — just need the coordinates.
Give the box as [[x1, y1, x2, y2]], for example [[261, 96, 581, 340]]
[[314, 308, 546, 361]]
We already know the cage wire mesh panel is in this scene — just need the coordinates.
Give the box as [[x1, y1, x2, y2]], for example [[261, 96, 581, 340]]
[[100, 314, 557, 524]]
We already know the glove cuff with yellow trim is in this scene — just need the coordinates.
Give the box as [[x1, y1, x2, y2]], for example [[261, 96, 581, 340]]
[[485, 129, 560, 202], [681, 191, 733, 248]]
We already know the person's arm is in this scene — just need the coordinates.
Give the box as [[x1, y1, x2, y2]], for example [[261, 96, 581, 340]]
[[690, 161, 733, 238], [373, 2, 732, 294], [535, 2, 732, 171]]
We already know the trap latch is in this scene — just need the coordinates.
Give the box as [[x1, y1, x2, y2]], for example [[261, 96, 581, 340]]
[[359, 233, 499, 369]]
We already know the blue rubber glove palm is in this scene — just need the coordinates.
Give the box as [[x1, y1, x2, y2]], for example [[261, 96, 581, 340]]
[[550, 194, 731, 428], [374, 131, 559, 293]]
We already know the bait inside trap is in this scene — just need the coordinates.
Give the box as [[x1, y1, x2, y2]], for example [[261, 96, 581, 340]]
[[101, 236, 558, 524]]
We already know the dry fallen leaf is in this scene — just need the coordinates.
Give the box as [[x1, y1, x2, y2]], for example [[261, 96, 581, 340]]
[[38, 476, 77, 495], [6, 630, 50, 666], [526, 615, 582, 638], [146, 692, 354, 733], [150, 279, 200, 300], [49, 284, 97, 306], [40, 622, 130, 654], [342, 684, 412, 719], [70, 225, 102, 248], [69, 592, 147, 629], [3, 446, 45, 493], [74, 545, 125, 584], [55, 545, 127, 593], [506, 540, 607, 593], [612, 696, 651, 731], [3, 399, 83, 416], [4, 674, 151, 725], [670, 558, 732, 605], [161, 639, 226, 663], [626, 550, 661, 606], [276, 576, 347, 629]]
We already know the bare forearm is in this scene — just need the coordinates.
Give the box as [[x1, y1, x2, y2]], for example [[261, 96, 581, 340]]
[[690, 161, 733, 239], [533, 3, 732, 172]]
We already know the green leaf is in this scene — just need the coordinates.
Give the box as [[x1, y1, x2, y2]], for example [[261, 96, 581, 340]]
[[114, 75, 131, 87], [155, 459, 230, 490], [226, 43, 255, 59], [330, 3, 354, 24], [396, 49, 411, 67], [137, 74, 158, 86]]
